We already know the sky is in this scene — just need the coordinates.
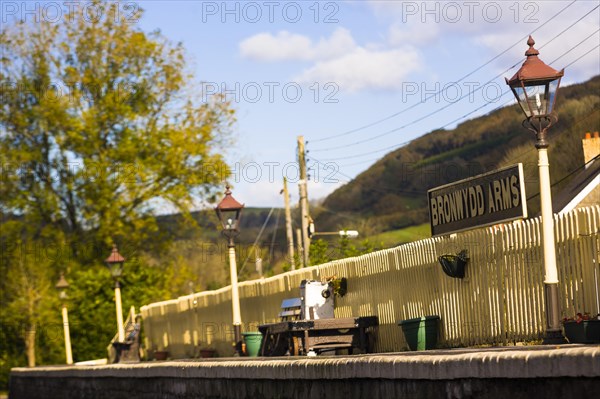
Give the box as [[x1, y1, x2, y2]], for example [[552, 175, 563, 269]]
[[5, 1, 600, 209]]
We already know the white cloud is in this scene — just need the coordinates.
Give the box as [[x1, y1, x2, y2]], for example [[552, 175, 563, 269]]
[[295, 47, 421, 92], [475, 18, 600, 81], [388, 23, 440, 46], [240, 27, 423, 92], [367, 0, 599, 84], [231, 179, 342, 207], [239, 31, 313, 61], [239, 28, 356, 62]]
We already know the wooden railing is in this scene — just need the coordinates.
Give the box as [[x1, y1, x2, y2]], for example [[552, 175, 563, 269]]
[[141, 206, 599, 357]]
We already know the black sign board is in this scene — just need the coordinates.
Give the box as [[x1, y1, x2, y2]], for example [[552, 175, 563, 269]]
[[428, 164, 527, 236]]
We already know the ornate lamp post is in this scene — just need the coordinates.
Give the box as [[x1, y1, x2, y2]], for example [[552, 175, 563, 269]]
[[55, 273, 73, 364], [215, 185, 245, 354], [506, 36, 566, 344], [105, 244, 126, 343]]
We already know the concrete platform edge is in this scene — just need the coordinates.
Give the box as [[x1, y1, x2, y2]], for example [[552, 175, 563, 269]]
[[10, 345, 600, 380]]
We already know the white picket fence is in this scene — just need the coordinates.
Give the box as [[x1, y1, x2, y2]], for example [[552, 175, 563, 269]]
[[140, 206, 599, 357]]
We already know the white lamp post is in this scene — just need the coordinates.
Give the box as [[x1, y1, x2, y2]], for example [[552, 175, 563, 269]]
[[55, 273, 73, 365], [506, 36, 566, 344], [215, 185, 245, 354], [105, 244, 126, 343]]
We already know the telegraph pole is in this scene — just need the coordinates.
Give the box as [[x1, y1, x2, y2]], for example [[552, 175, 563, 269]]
[[296, 228, 304, 268], [297, 135, 310, 267], [283, 178, 296, 270]]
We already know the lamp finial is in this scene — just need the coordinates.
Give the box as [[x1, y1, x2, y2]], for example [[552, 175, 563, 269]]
[[525, 35, 539, 57]]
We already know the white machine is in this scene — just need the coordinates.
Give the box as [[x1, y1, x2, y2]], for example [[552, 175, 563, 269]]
[[300, 280, 334, 320]]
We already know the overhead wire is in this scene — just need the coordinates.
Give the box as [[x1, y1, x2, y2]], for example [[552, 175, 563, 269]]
[[308, 0, 579, 144], [307, 42, 600, 198], [309, 155, 427, 198], [317, 141, 410, 162], [309, 3, 600, 153], [239, 207, 274, 275], [294, 4, 600, 230], [441, 29, 599, 130], [527, 154, 600, 201], [268, 208, 281, 265], [312, 29, 599, 164]]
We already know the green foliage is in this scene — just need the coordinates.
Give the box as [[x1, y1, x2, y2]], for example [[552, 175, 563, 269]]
[[68, 260, 171, 361], [0, 0, 235, 389], [317, 76, 600, 233], [309, 239, 331, 265], [0, 0, 234, 255], [309, 237, 383, 264], [368, 223, 431, 247]]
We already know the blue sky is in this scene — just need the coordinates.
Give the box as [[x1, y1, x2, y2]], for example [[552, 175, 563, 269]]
[[135, 0, 596, 208], [7, 1, 599, 208]]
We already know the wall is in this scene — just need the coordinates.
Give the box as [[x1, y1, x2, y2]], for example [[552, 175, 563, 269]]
[[10, 346, 600, 399], [140, 206, 600, 358]]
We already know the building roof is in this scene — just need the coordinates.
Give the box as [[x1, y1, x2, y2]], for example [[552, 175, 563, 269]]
[[553, 155, 600, 214]]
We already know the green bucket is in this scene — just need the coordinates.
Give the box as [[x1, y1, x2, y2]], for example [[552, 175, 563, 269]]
[[398, 316, 440, 351], [242, 331, 263, 357]]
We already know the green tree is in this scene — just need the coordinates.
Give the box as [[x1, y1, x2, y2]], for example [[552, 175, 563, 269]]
[[0, 0, 234, 380], [67, 256, 173, 362], [309, 237, 381, 265], [1, 239, 58, 368], [0, 1, 234, 255]]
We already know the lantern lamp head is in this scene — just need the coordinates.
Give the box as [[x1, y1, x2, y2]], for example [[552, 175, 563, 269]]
[[105, 244, 126, 279], [55, 272, 69, 300], [215, 185, 244, 235], [506, 36, 564, 119]]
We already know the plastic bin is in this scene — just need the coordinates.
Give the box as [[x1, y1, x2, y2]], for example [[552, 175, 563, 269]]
[[398, 316, 440, 351], [563, 320, 600, 343], [242, 331, 263, 357]]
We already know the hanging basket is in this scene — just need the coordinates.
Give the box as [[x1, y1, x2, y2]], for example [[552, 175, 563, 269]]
[[438, 250, 468, 279]]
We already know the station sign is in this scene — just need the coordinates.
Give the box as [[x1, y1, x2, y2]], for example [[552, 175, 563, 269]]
[[428, 164, 527, 236]]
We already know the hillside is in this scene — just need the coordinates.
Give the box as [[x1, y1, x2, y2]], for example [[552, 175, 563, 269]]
[[151, 76, 600, 287], [153, 206, 292, 289], [315, 76, 600, 234]]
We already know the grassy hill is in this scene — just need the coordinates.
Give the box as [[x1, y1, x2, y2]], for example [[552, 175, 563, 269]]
[[153, 206, 292, 289], [152, 76, 599, 289], [314, 76, 600, 234], [369, 223, 431, 247]]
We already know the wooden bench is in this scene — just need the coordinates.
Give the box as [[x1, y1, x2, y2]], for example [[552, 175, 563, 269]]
[[278, 298, 302, 321], [259, 316, 379, 356], [107, 307, 141, 363]]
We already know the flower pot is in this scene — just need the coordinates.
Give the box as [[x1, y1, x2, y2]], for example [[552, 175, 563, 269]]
[[242, 331, 263, 357], [200, 348, 216, 358], [563, 320, 600, 344], [438, 251, 468, 279], [398, 316, 440, 351], [153, 350, 169, 360]]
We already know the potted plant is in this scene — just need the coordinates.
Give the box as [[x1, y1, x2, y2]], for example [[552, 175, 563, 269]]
[[562, 313, 600, 344], [199, 347, 216, 358], [153, 346, 169, 360]]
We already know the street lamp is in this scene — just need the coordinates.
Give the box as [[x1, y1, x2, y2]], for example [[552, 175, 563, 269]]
[[215, 185, 245, 354], [55, 273, 73, 365], [506, 36, 566, 344], [105, 244, 126, 343]]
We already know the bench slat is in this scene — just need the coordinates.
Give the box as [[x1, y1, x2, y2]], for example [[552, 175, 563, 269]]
[[281, 298, 302, 308], [278, 309, 302, 317]]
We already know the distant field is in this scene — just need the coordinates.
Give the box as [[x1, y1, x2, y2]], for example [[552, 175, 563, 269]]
[[369, 223, 431, 247]]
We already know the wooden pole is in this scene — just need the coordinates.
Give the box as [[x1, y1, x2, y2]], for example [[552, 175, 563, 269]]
[[297, 136, 310, 267], [283, 178, 296, 270], [296, 228, 304, 268]]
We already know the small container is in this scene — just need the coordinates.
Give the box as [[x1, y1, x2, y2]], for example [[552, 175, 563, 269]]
[[242, 331, 263, 357], [398, 316, 440, 351], [153, 350, 169, 361]]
